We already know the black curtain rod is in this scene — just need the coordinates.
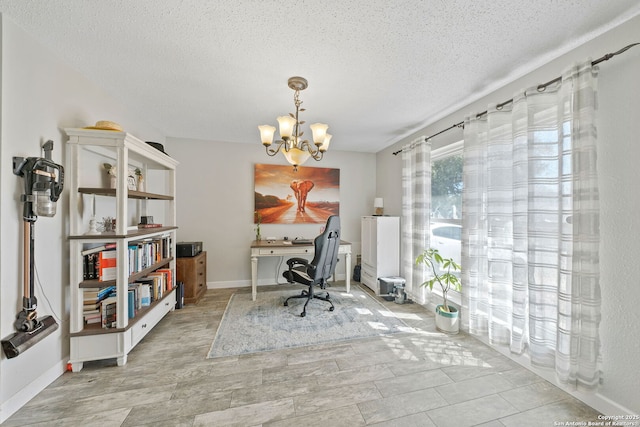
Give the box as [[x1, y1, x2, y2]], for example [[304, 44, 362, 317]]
[[393, 42, 640, 156]]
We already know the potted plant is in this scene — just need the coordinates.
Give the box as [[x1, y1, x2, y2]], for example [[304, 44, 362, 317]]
[[415, 248, 462, 334]]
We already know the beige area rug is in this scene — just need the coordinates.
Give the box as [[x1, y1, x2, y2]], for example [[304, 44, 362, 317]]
[[208, 284, 413, 359]]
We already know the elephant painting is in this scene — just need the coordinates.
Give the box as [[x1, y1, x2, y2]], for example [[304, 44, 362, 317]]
[[290, 179, 314, 213], [254, 164, 339, 223]]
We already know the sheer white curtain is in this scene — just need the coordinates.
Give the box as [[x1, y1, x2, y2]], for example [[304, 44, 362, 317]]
[[401, 137, 431, 300], [462, 60, 602, 390]]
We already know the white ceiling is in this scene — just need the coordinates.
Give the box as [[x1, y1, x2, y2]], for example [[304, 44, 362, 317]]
[[1, 1, 639, 153]]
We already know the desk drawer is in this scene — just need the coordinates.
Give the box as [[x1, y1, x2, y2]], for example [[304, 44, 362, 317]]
[[258, 247, 313, 256]]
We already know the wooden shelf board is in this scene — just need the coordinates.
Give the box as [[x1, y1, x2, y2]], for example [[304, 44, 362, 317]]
[[78, 187, 173, 200], [70, 288, 176, 337], [69, 226, 178, 240]]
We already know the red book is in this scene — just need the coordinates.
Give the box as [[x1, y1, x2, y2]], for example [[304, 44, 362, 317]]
[[98, 249, 117, 281]]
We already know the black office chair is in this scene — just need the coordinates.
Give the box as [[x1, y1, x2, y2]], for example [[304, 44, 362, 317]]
[[282, 215, 341, 317]]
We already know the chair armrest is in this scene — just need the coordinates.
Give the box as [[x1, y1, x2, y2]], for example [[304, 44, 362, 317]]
[[286, 257, 310, 268]]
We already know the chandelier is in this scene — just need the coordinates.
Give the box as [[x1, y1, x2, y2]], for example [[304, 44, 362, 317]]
[[258, 76, 331, 171]]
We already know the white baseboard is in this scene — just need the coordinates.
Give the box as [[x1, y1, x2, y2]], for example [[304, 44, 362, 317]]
[[0, 358, 67, 424]]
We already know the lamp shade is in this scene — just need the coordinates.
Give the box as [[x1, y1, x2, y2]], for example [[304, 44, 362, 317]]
[[277, 116, 296, 139], [374, 197, 384, 215], [281, 146, 311, 168], [258, 125, 276, 146], [310, 123, 329, 145], [320, 134, 332, 152]]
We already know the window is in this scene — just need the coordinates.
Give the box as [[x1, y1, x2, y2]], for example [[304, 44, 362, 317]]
[[431, 141, 463, 267]]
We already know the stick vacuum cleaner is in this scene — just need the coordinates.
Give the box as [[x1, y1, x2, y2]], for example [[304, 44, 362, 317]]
[[1, 141, 64, 359]]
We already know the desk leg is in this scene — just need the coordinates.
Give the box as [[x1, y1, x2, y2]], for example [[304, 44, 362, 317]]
[[345, 251, 351, 293], [251, 255, 258, 301]]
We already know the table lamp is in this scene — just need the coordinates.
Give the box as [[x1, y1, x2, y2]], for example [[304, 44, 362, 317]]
[[374, 198, 384, 216]]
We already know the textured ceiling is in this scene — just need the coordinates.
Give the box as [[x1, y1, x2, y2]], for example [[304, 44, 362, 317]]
[[1, 0, 639, 153]]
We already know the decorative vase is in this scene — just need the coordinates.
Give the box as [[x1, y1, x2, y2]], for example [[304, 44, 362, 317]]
[[137, 175, 145, 192], [255, 225, 261, 241], [435, 305, 459, 334], [109, 176, 116, 189]]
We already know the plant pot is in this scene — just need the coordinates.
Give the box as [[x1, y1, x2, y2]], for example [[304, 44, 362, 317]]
[[435, 304, 459, 334]]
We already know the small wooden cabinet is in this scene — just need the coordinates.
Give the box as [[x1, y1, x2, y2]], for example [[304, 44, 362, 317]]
[[176, 251, 207, 304]]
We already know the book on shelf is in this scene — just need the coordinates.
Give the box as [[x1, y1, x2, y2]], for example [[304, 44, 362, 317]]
[[82, 286, 116, 311], [138, 284, 151, 307], [84, 313, 101, 325], [83, 253, 98, 280], [129, 283, 141, 312], [127, 289, 136, 319], [139, 274, 162, 301], [81, 242, 116, 256], [100, 296, 117, 328], [126, 235, 173, 275], [155, 268, 173, 291], [82, 244, 117, 281], [98, 249, 117, 281], [137, 223, 163, 229]]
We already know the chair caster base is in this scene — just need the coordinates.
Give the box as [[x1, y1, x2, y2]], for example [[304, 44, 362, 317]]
[[329, 307, 334, 311], [300, 311, 306, 317]]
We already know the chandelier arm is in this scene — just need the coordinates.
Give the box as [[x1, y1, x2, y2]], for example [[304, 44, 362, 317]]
[[299, 140, 323, 160], [265, 140, 287, 156], [310, 150, 323, 161], [299, 140, 316, 153]]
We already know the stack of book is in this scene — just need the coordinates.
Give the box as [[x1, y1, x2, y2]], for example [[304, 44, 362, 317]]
[[83, 285, 116, 326]]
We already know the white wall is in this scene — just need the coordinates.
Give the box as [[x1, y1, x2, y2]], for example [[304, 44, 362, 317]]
[[0, 15, 164, 422], [0, 12, 375, 421], [163, 137, 376, 287], [375, 14, 640, 415]]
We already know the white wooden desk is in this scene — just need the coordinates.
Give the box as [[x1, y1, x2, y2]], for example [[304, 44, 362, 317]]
[[250, 240, 352, 301]]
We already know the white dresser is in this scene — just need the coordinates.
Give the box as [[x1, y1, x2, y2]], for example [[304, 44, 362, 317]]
[[360, 216, 400, 294]]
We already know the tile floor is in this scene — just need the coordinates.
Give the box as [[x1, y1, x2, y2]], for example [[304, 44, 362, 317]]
[[4, 283, 602, 426]]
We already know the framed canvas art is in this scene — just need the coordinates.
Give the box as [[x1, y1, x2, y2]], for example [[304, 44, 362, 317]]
[[254, 164, 340, 224]]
